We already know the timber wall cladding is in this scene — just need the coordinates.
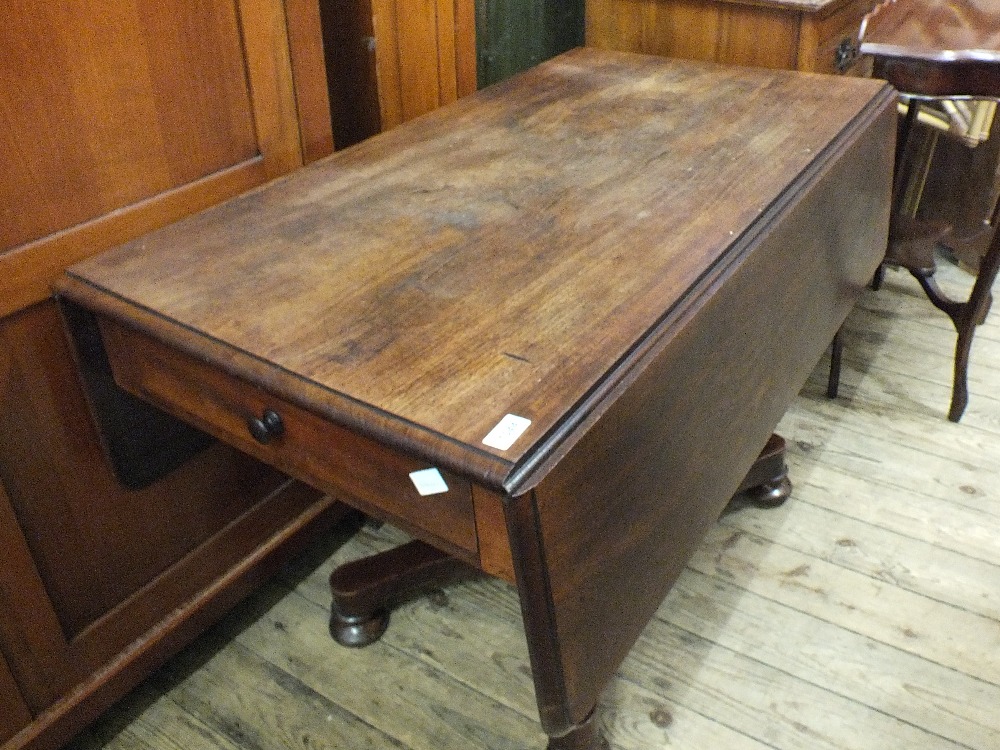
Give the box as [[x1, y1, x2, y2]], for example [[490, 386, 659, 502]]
[[320, 0, 583, 146], [318, 0, 475, 146], [0, 1, 333, 747], [372, 0, 477, 128]]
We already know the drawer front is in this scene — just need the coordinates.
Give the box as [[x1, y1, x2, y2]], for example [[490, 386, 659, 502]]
[[804, 0, 875, 75], [98, 318, 479, 562]]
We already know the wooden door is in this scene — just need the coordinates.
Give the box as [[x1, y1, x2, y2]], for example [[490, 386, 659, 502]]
[[0, 0, 333, 739], [0, 0, 331, 314]]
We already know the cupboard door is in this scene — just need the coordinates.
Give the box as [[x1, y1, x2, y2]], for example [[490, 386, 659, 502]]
[[0, 0, 320, 318], [0, 0, 333, 723], [0, 306, 290, 685], [0, 602, 32, 745], [0, 670, 29, 745]]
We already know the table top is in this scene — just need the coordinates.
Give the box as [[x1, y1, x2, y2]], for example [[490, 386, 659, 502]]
[[63, 49, 889, 492], [860, 0, 1000, 63]]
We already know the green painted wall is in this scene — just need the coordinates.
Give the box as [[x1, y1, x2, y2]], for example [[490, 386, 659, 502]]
[[476, 0, 585, 88]]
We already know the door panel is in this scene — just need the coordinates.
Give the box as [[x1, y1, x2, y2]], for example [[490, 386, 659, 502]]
[[0, 0, 306, 317], [0, 476, 81, 711], [0, 0, 332, 723], [0, 1, 258, 251], [0, 304, 288, 644]]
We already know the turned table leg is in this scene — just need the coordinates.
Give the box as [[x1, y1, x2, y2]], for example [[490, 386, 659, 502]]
[[328, 539, 478, 647]]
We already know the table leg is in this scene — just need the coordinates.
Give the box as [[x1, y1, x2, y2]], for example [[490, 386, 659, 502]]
[[827, 327, 844, 399], [328, 538, 478, 647], [547, 708, 605, 750]]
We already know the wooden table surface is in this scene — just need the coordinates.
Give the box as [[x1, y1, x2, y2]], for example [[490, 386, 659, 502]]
[[59, 49, 896, 748], [65, 49, 888, 493]]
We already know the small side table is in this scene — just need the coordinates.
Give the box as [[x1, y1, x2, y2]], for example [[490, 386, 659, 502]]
[[859, 0, 1000, 421]]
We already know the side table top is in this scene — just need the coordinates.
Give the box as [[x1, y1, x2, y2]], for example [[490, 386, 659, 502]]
[[860, 0, 1000, 63], [709, 0, 863, 14]]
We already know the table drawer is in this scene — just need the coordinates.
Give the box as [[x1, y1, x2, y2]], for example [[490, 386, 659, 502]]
[[98, 317, 479, 562]]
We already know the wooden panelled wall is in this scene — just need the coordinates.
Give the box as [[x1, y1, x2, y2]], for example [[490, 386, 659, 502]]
[[0, 2, 337, 748], [321, 0, 584, 147], [320, 0, 478, 147]]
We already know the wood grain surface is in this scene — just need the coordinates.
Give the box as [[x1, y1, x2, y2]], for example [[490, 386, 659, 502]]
[[516, 92, 894, 726], [585, 0, 876, 75], [63, 49, 891, 488], [859, 0, 1000, 99]]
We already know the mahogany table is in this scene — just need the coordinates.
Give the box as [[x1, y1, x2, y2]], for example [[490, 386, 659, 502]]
[[57, 49, 894, 748]]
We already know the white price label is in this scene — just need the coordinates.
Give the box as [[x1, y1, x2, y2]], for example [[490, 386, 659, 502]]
[[409, 467, 449, 496], [482, 414, 532, 451]]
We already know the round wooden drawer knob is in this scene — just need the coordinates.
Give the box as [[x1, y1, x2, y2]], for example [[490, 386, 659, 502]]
[[247, 409, 284, 444]]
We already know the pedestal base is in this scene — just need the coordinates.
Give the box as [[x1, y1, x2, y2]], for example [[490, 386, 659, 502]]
[[328, 539, 477, 647], [731, 433, 792, 508], [328, 433, 791, 746]]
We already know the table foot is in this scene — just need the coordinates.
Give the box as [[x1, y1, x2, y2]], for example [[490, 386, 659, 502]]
[[731, 433, 791, 509], [547, 708, 606, 750], [741, 475, 792, 507], [329, 609, 390, 648], [328, 538, 478, 648]]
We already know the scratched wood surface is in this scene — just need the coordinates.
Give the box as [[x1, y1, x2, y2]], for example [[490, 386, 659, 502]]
[[64, 48, 888, 473], [64, 257, 1000, 749]]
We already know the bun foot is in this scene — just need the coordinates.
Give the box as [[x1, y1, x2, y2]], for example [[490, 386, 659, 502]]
[[328, 538, 478, 648], [329, 606, 389, 648], [730, 434, 792, 509], [742, 474, 792, 508]]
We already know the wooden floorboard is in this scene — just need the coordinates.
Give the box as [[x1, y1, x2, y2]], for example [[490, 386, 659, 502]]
[[66, 257, 1000, 749]]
